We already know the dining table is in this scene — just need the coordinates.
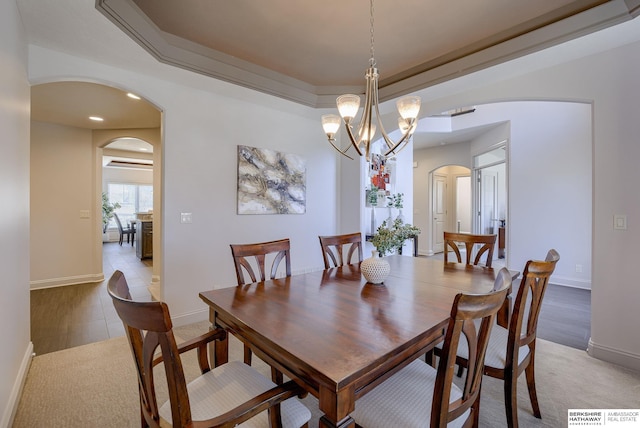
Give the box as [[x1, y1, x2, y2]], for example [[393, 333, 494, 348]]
[[199, 255, 519, 428]]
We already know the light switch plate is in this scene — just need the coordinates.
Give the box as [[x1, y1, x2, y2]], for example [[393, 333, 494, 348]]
[[613, 214, 627, 230], [180, 212, 193, 224]]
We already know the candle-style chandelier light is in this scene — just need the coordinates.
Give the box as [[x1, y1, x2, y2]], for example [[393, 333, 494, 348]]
[[321, 0, 421, 161]]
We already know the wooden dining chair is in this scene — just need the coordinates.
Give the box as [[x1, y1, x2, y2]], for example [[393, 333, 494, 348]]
[[351, 268, 512, 428], [443, 231, 497, 268], [230, 238, 291, 382], [107, 270, 311, 428], [113, 212, 135, 246], [318, 232, 363, 269], [453, 249, 560, 428]]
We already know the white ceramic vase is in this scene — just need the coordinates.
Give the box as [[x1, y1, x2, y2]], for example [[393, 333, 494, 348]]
[[360, 250, 390, 284], [386, 207, 394, 226]]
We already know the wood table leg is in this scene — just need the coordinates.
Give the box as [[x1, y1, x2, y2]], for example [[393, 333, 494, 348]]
[[318, 385, 355, 428], [208, 310, 228, 368]]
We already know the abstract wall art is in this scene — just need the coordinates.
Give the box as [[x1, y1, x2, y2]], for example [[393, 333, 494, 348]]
[[237, 145, 306, 214]]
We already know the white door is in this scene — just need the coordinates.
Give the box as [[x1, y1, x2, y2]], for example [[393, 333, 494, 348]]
[[432, 173, 447, 253]]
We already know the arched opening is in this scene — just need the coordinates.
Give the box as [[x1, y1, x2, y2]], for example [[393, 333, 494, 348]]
[[29, 81, 162, 354]]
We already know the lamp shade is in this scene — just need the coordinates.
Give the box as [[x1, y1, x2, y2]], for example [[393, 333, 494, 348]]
[[337, 94, 361, 121], [359, 123, 376, 142], [322, 114, 341, 137], [396, 96, 421, 120]]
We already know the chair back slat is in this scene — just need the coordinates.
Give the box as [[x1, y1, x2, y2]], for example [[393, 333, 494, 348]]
[[230, 238, 291, 285], [443, 232, 496, 268], [507, 249, 560, 359], [319, 233, 363, 269]]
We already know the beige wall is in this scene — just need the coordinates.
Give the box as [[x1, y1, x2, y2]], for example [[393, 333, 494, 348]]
[[30, 121, 100, 287]]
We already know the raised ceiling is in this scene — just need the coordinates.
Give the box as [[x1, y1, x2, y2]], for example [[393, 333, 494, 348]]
[[96, 0, 639, 107]]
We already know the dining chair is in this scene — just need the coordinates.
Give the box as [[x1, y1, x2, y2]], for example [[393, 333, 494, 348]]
[[351, 268, 512, 428], [443, 231, 497, 268], [452, 249, 560, 428], [230, 238, 291, 383], [113, 212, 134, 246], [107, 270, 311, 428], [318, 232, 363, 269]]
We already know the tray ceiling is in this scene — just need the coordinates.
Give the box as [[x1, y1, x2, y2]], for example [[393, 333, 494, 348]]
[[96, 0, 639, 107]]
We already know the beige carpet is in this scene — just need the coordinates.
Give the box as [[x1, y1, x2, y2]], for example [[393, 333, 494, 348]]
[[13, 321, 640, 427]]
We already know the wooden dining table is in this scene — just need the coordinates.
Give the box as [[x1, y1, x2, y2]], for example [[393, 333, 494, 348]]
[[199, 255, 518, 428]]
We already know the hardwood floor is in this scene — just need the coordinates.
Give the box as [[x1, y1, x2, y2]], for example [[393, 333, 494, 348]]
[[537, 282, 591, 350], [30, 242, 152, 355], [30, 248, 591, 355]]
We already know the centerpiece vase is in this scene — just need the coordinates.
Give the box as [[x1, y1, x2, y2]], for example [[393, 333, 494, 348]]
[[360, 250, 390, 285]]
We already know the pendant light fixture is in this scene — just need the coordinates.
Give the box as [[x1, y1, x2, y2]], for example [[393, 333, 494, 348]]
[[321, 0, 421, 161]]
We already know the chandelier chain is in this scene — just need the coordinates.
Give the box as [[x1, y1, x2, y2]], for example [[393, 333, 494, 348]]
[[369, 0, 375, 67]]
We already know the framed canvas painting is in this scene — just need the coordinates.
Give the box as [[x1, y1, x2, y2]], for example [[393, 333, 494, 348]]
[[237, 145, 306, 214]]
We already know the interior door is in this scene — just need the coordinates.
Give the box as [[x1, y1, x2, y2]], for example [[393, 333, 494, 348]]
[[432, 173, 447, 253]]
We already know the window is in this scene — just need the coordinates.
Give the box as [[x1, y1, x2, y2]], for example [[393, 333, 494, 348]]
[[107, 183, 153, 228]]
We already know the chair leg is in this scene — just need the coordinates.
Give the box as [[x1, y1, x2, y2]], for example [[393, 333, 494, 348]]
[[424, 350, 435, 367], [271, 367, 284, 385], [503, 371, 519, 428], [525, 359, 542, 418], [243, 345, 252, 366]]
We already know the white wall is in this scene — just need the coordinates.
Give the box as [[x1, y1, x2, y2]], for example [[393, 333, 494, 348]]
[[413, 24, 640, 369], [415, 102, 591, 290], [0, 1, 31, 425], [28, 45, 338, 322]]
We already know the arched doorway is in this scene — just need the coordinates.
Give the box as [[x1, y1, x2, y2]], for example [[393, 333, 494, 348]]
[[29, 81, 162, 354], [430, 165, 471, 254]]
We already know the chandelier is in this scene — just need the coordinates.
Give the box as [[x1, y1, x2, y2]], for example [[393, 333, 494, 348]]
[[321, 0, 421, 161]]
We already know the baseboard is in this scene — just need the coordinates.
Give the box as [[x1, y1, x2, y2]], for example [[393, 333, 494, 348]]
[[1, 342, 34, 428], [171, 308, 209, 327], [548, 274, 591, 290], [30, 273, 105, 289], [588, 339, 640, 372]]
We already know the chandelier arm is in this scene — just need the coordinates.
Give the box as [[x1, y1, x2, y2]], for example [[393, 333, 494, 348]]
[[384, 133, 412, 157], [327, 139, 355, 160], [371, 81, 400, 151], [344, 124, 364, 156]]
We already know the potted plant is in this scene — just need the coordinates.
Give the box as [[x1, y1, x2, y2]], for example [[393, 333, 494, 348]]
[[362, 219, 421, 284], [392, 193, 404, 223], [102, 192, 121, 234]]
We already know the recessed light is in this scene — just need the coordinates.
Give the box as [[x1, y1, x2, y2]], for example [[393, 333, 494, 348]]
[[89, 116, 104, 122], [127, 93, 141, 100]]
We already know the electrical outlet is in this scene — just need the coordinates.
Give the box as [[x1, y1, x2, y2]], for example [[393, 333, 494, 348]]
[[180, 212, 193, 224], [575, 264, 582, 273]]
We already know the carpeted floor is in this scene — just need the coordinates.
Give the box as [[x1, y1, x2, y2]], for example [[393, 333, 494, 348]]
[[13, 321, 640, 427]]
